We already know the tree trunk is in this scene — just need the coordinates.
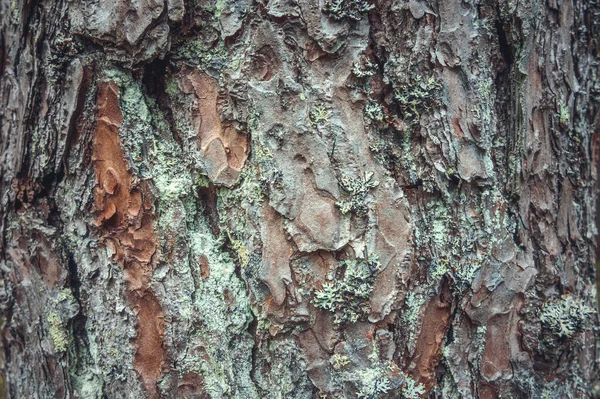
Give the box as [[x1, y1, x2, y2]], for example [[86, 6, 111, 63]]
[[1, 0, 599, 398]]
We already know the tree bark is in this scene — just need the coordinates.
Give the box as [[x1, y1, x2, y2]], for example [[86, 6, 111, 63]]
[[1, 0, 599, 398]]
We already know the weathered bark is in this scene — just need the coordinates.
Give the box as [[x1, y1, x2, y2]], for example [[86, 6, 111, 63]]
[[1, 0, 599, 398]]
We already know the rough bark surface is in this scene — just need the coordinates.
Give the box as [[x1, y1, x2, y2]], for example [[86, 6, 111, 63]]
[[1, 0, 599, 398]]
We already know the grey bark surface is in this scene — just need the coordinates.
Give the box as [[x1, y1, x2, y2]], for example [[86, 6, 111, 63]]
[[1, 0, 600, 398]]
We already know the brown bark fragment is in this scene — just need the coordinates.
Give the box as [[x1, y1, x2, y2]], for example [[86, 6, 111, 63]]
[[260, 203, 293, 306], [92, 82, 165, 398], [179, 68, 248, 186], [481, 314, 512, 382], [410, 283, 452, 389], [176, 373, 208, 399]]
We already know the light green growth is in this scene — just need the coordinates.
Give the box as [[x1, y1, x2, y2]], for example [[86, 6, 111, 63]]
[[475, 325, 487, 353], [394, 75, 442, 121], [47, 313, 68, 353], [473, 18, 494, 36], [471, 75, 496, 176], [101, 67, 131, 87], [331, 354, 351, 370], [59, 288, 76, 302], [453, 259, 482, 286], [117, 78, 196, 204], [212, 0, 229, 19], [336, 172, 379, 215], [226, 230, 249, 268], [356, 365, 392, 398], [217, 164, 265, 213], [369, 140, 387, 155], [70, 372, 104, 399], [353, 58, 376, 78], [313, 254, 380, 324], [254, 145, 273, 162], [355, 344, 393, 398], [558, 99, 570, 125], [435, 374, 460, 399], [165, 76, 180, 97], [186, 225, 257, 397], [367, 140, 397, 177], [540, 295, 594, 338], [364, 100, 384, 122], [323, 0, 374, 20], [174, 39, 229, 71], [402, 376, 426, 399], [402, 292, 425, 333], [310, 105, 331, 126], [424, 201, 450, 248]]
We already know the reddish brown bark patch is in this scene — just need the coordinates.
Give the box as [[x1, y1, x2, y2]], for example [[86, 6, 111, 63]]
[[409, 282, 452, 390], [178, 68, 248, 186], [260, 203, 293, 306], [481, 314, 512, 382], [92, 82, 165, 398], [177, 373, 208, 399], [477, 382, 500, 399]]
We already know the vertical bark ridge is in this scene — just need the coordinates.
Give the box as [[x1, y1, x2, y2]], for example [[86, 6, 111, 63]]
[[92, 81, 164, 398]]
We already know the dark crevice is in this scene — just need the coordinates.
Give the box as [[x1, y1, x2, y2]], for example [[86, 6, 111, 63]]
[[494, 11, 514, 68], [66, 252, 94, 386], [247, 313, 261, 394], [141, 56, 183, 148], [142, 57, 169, 98], [0, 33, 6, 77], [62, 66, 92, 175], [197, 185, 221, 238], [38, 170, 62, 201], [67, 253, 82, 305]]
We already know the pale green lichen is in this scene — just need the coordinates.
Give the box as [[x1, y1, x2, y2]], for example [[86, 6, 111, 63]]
[[336, 172, 379, 215], [394, 75, 442, 121], [558, 99, 570, 125], [423, 200, 450, 248], [186, 226, 257, 397], [47, 313, 68, 353], [356, 365, 392, 398], [252, 339, 315, 399], [429, 258, 450, 280], [364, 100, 384, 123], [402, 292, 425, 334], [540, 295, 594, 338], [323, 0, 374, 21], [453, 259, 482, 286], [310, 105, 331, 126], [174, 39, 229, 71], [331, 354, 351, 370], [402, 376, 426, 399], [165, 76, 180, 97], [353, 58, 376, 78], [113, 72, 259, 398], [355, 344, 393, 398], [226, 229, 249, 268], [314, 254, 380, 324]]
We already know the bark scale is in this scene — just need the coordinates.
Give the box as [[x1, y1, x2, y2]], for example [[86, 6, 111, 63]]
[[1, 0, 599, 398]]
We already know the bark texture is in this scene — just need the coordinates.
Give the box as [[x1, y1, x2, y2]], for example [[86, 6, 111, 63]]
[[1, 0, 600, 398]]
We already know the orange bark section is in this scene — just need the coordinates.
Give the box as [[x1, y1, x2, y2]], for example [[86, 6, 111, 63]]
[[93, 82, 164, 398], [410, 283, 452, 390]]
